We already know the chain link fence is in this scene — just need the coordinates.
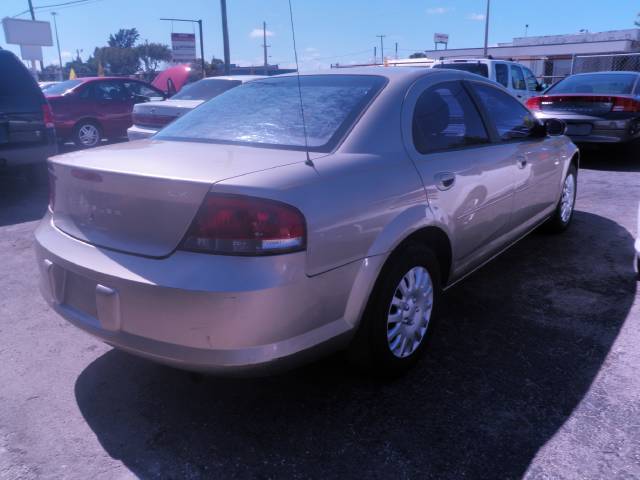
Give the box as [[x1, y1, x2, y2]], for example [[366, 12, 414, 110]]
[[571, 53, 640, 75]]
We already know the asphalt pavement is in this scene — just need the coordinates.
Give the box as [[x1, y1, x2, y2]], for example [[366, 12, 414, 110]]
[[1, 147, 639, 479]]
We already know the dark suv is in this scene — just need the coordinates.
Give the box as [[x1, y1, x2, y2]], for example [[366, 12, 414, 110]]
[[0, 50, 57, 175]]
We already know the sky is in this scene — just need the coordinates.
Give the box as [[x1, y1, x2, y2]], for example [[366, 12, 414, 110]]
[[1, 0, 639, 71]]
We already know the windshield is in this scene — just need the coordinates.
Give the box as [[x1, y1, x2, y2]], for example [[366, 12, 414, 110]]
[[433, 63, 489, 78], [548, 73, 638, 95], [44, 79, 83, 96], [173, 79, 242, 101], [157, 75, 387, 152]]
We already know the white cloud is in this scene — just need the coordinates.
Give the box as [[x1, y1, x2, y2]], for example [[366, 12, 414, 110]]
[[467, 13, 486, 21], [249, 28, 274, 39], [426, 7, 450, 14], [61, 51, 72, 59]]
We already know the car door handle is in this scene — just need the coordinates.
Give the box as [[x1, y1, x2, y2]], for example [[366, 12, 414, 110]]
[[435, 172, 456, 191], [516, 155, 528, 169]]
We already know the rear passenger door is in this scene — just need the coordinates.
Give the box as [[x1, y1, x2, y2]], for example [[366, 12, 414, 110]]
[[468, 81, 562, 233], [402, 78, 517, 279]]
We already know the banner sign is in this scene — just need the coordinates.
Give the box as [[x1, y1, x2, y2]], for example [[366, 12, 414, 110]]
[[434, 33, 449, 44], [171, 33, 196, 62]]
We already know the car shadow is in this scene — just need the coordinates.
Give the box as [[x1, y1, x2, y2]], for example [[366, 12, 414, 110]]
[[0, 172, 48, 227], [74, 211, 636, 479], [579, 144, 640, 172]]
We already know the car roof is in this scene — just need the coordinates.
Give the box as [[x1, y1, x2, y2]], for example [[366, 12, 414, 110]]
[[204, 75, 267, 82], [570, 71, 640, 76]]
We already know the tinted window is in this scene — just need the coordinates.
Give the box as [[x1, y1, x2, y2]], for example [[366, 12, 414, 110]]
[[0, 52, 41, 98], [433, 63, 489, 77], [157, 75, 386, 152], [547, 73, 638, 94], [412, 81, 489, 154], [173, 79, 242, 101], [91, 81, 127, 101], [471, 83, 538, 141], [495, 64, 509, 87], [123, 81, 164, 100], [511, 66, 526, 90], [523, 67, 538, 91]]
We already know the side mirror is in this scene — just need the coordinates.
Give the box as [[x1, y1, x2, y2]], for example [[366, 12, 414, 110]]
[[545, 118, 566, 136], [536, 83, 548, 92]]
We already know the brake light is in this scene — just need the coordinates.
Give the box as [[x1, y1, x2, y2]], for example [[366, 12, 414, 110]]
[[179, 193, 306, 255], [526, 96, 542, 111], [42, 103, 55, 129], [612, 97, 640, 112]]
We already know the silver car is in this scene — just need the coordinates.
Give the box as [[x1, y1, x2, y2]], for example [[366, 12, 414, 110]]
[[35, 68, 579, 375], [127, 75, 266, 140]]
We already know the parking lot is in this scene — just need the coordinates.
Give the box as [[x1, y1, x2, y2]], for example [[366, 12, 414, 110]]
[[1, 146, 639, 479]]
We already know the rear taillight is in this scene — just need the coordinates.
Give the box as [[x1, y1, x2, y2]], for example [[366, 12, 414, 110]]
[[612, 97, 640, 112], [179, 193, 306, 255], [42, 103, 54, 129], [526, 96, 542, 111]]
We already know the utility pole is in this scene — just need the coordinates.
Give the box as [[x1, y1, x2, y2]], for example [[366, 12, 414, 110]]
[[395, 42, 398, 59], [262, 21, 270, 75], [376, 34, 386, 63], [27, 0, 38, 79], [373, 46, 377, 64], [51, 12, 63, 80], [525, 24, 529, 37], [198, 19, 205, 77], [483, 0, 491, 57], [220, 0, 231, 74]]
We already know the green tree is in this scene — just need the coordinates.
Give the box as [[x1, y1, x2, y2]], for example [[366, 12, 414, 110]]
[[108, 28, 140, 49], [409, 52, 427, 59], [136, 42, 172, 73], [95, 46, 139, 75], [635, 13, 639, 27]]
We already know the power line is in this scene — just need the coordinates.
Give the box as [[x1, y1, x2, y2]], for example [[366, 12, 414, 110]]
[[14, 0, 99, 17]]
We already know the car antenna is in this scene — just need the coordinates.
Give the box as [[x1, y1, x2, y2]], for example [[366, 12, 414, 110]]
[[288, 0, 314, 167]]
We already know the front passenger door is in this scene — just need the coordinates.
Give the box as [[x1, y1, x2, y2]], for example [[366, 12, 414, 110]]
[[468, 82, 562, 234]]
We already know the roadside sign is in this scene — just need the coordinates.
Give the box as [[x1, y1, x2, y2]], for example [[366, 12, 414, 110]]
[[2, 17, 52, 46], [434, 33, 449, 44], [19, 44, 43, 62], [171, 33, 196, 62]]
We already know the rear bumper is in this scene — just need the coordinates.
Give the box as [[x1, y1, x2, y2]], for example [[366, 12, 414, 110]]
[[127, 125, 158, 141], [535, 112, 640, 144], [0, 141, 57, 168], [34, 213, 374, 374]]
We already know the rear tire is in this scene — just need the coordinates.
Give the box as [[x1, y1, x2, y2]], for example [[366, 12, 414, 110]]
[[348, 243, 442, 377], [544, 164, 577, 233], [73, 121, 102, 148]]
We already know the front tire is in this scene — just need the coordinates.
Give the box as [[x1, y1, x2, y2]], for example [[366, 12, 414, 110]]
[[348, 243, 442, 377], [545, 164, 577, 233], [73, 121, 102, 148]]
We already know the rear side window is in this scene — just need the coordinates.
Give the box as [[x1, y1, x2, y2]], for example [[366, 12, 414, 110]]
[[173, 79, 241, 101], [412, 81, 489, 154], [547, 73, 638, 94], [495, 64, 509, 87], [470, 83, 538, 141], [511, 66, 526, 90], [123, 81, 164, 100]]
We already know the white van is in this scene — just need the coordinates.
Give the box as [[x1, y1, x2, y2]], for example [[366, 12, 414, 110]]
[[432, 59, 544, 102]]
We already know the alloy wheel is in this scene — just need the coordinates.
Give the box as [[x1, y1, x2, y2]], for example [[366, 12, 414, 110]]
[[560, 173, 576, 223], [78, 124, 100, 147]]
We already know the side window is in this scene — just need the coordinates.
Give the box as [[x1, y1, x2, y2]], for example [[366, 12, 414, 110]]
[[92, 81, 126, 101], [495, 63, 509, 87], [510, 66, 526, 90], [523, 67, 538, 92], [412, 81, 489, 154], [124, 81, 163, 100], [470, 83, 538, 141], [77, 85, 92, 99]]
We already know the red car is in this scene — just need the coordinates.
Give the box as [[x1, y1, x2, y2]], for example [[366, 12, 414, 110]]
[[44, 77, 166, 148]]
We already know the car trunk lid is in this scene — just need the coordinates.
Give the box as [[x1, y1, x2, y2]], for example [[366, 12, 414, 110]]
[[50, 139, 308, 257], [132, 100, 202, 128], [537, 94, 638, 115]]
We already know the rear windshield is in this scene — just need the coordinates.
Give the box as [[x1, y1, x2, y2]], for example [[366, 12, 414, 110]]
[[548, 73, 638, 94], [173, 79, 242, 101], [157, 75, 387, 152], [43, 80, 83, 96], [433, 63, 489, 78]]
